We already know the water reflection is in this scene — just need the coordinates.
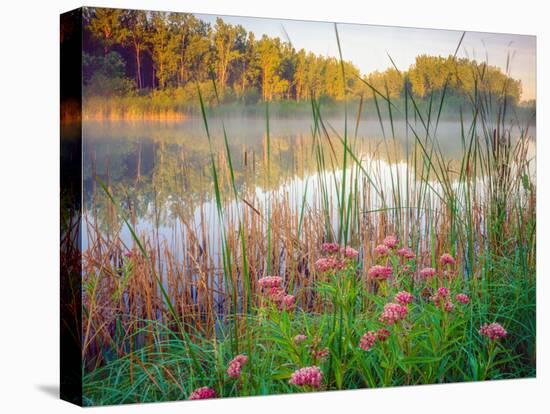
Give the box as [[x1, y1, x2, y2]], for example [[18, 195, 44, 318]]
[[82, 116, 535, 252]]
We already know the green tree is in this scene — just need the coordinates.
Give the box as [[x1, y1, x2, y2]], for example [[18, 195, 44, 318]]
[[88, 8, 124, 55], [119, 10, 149, 89], [213, 18, 241, 97]]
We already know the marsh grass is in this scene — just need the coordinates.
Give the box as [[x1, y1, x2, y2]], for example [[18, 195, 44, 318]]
[[81, 29, 535, 405]]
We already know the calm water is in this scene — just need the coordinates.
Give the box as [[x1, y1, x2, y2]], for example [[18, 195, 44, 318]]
[[81, 115, 535, 252]]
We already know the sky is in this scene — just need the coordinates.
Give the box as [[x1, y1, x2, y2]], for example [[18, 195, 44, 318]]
[[198, 13, 536, 101]]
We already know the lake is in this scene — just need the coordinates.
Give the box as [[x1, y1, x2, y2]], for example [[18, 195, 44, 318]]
[[81, 115, 535, 258]]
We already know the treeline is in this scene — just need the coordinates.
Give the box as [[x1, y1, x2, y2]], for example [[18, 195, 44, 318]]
[[83, 7, 524, 108]]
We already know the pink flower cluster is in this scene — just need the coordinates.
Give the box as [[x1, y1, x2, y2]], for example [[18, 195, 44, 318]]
[[431, 287, 454, 312], [374, 244, 390, 256], [440, 253, 456, 266], [376, 328, 391, 341], [383, 235, 399, 249], [314, 347, 329, 360], [258, 276, 283, 289], [294, 334, 307, 344], [367, 265, 393, 281], [419, 267, 436, 279], [280, 294, 296, 311], [316, 243, 360, 274], [258, 275, 295, 311], [395, 291, 414, 306], [397, 247, 416, 260], [479, 323, 507, 341], [455, 293, 470, 305], [315, 257, 344, 273], [227, 354, 248, 378], [359, 331, 377, 351], [321, 242, 340, 254], [340, 246, 359, 258], [289, 366, 323, 388], [189, 386, 216, 400], [379, 303, 408, 325], [359, 327, 392, 351]]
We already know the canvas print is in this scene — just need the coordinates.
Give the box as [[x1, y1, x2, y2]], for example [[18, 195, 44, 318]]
[[60, 6, 536, 406]]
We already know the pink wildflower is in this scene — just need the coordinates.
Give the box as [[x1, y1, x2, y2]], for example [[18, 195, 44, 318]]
[[367, 265, 393, 281], [189, 386, 216, 400], [379, 303, 408, 325], [431, 287, 450, 306], [440, 253, 456, 266], [383, 235, 399, 249], [321, 242, 340, 254], [289, 366, 323, 388], [456, 293, 470, 305], [340, 246, 359, 259], [420, 267, 436, 279], [294, 334, 307, 344], [479, 323, 507, 341], [437, 287, 450, 297], [267, 287, 286, 303], [395, 291, 414, 306], [314, 348, 329, 360], [444, 301, 454, 312], [374, 244, 390, 256], [280, 294, 296, 311], [359, 331, 377, 351], [376, 328, 391, 341], [258, 276, 283, 289], [397, 247, 415, 260], [227, 354, 248, 378], [315, 257, 341, 273]]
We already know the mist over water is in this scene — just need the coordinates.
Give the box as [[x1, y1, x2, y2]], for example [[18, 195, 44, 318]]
[[82, 111, 535, 252]]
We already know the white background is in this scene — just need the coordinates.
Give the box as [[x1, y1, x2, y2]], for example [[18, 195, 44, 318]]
[[0, 0, 547, 412]]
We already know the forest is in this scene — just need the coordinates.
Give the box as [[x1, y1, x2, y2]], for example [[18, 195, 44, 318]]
[[82, 7, 528, 119]]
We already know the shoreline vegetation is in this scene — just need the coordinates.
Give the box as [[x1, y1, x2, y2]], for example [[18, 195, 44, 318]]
[[81, 94, 536, 122]]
